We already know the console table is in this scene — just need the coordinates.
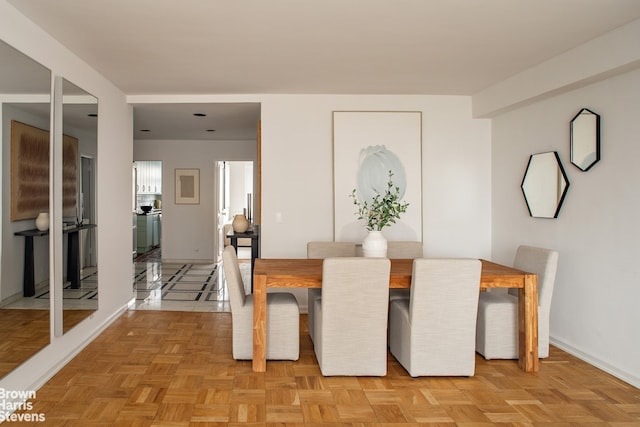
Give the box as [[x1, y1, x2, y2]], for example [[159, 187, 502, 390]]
[[226, 224, 260, 291], [15, 223, 97, 297]]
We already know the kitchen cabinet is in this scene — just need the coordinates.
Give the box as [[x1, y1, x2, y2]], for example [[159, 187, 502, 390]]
[[136, 161, 162, 194], [136, 213, 161, 254]]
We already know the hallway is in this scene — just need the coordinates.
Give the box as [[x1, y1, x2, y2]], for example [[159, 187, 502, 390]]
[[131, 246, 251, 312]]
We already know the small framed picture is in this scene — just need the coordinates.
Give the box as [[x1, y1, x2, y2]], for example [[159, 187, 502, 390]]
[[175, 168, 200, 204]]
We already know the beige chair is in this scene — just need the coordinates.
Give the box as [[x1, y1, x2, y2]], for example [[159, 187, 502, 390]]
[[222, 246, 299, 360], [313, 257, 391, 376], [389, 258, 482, 377], [476, 245, 558, 359], [387, 241, 424, 259], [386, 241, 423, 301], [306, 241, 357, 342]]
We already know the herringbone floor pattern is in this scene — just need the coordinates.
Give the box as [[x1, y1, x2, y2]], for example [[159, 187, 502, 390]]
[[11, 310, 640, 426]]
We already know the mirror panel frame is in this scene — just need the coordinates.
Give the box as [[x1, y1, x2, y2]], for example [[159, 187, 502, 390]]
[[570, 108, 600, 171], [60, 78, 98, 335], [0, 40, 52, 378], [521, 151, 570, 219]]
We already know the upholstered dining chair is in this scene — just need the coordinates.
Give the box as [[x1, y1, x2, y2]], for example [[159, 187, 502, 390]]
[[389, 258, 482, 377], [386, 241, 424, 301], [222, 246, 300, 360], [306, 241, 357, 343], [313, 257, 391, 376], [386, 241, 424, 259], [476, 245, 558, 359]]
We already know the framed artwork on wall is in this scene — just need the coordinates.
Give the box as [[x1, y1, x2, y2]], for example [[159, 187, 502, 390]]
[[10, 120, 78, 221], [175, 168, 200, 204], [333, 111, 423, 242]]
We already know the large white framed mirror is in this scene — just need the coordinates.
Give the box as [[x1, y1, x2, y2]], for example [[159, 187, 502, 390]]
[[60, 78, 98, 334], [0, 40, 51, 378]]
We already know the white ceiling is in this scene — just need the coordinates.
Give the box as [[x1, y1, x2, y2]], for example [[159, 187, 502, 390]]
[[6, 0, 640, 139]]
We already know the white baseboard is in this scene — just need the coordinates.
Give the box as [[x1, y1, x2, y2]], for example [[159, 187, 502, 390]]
[[550, 337, 640, 389]]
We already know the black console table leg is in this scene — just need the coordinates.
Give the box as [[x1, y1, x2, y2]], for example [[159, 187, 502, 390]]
[[67, 230, 80, 289], [23, 236, 35, 297]]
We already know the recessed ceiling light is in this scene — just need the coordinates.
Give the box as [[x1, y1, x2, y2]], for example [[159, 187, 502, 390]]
[[193, 113, 206, 117]]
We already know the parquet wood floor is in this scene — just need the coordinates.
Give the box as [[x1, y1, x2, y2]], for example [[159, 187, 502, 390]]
[[9, 310, 640, 426], [0, 309, 95, 378]]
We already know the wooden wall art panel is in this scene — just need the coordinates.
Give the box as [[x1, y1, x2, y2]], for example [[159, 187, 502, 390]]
[[10, 120, 78, 222]]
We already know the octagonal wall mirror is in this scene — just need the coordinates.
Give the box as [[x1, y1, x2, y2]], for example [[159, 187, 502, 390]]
[[570, 108, 600, 171], [521, 151, 570, 218]]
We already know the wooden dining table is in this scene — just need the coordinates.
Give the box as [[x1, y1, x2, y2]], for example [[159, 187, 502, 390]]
[[252, 258, 539, 374]]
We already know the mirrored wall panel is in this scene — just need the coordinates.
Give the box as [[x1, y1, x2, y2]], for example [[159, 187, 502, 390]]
[[0, 40, 51, 378], [521, 151, 570, 219], [61, 78, 98, 334], [570, 108, 600, 171]]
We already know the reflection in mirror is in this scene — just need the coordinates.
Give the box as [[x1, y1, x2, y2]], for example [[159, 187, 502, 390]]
[[61, 79, 98, 334], [570, 108, 600, 171], [521, 151, 570, 219], [0, 40, 51, 378]]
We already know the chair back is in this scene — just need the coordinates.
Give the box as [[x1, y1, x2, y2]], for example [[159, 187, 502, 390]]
[[509, 245, 559, 313], [222, 245, 246, 311], [318, 257, 391, 374], [409, 258, 481, 326], [386, 241, 423, 259], [307, 241, 356, 258], [394, 258, 481, 376]]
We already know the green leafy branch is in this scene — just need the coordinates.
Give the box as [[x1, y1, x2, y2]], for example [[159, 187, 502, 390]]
[[350, 171, 409, 231]]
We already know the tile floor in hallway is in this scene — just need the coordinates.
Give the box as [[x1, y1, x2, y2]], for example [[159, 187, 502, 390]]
[[2, 267, 99, 310], [130, 246, 251, 312], [3, 246, 251, 312]]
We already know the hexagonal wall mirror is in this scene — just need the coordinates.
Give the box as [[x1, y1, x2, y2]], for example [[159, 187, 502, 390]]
[[521, 151, 570, 218], [570, 108, 600, 171]]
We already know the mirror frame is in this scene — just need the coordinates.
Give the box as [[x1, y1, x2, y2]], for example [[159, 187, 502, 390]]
[[0, 40, 52, 378], [521, 151, 570, 219], [60, 78, 98, 335], [570, 108, 600, 171]]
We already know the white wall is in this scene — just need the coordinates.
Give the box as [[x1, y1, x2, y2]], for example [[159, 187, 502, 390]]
[[490, 68, 640, 387], [134, 139, 256, 262], [228, 161, 253, 221], [259, 95, 491, 259], [258, 95, 491, 306], [0, 0, 133, 392]]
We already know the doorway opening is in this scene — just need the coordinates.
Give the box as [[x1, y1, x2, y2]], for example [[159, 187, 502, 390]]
[[216, 160, 254, 260]]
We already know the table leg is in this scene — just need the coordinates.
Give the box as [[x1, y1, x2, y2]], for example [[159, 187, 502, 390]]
[[67, 230, 81, 289], [23, 236, 35, 297], [252, 272, 267, 372], [518, 273, 539, 373], [250, 238, 259, 292]]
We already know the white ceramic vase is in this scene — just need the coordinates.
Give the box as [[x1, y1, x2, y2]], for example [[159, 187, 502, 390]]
[[35, 212, 49, 231], [362, 230, 387, 257], [232, 214, 250, 233]]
